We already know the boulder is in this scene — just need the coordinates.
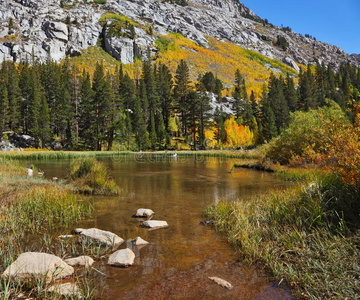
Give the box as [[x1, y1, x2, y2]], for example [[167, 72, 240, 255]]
[[74, 228, 124, 248], [108, 248, 135, 267], [48, 283, 81, 298], [42, 21, 68, 42], [2, 252, 74, 283], [133, 208, 155, 218], [64, 256, 94, 268], [208, 277, 234, 290], [140, 220, 169, 229]]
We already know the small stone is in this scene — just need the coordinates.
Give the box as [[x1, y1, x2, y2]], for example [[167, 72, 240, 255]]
[[208, 277, 234, 290], [140, 220, 168, 229], [131, 237, 149, 246], [133, 208, 154, 218], [108, 248, 135, 267], [59, 235, 73, 239], [64, 256, 94, 268], [48, 283, 81, 298]]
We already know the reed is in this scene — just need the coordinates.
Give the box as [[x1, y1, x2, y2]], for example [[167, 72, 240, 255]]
[[206, 174, 360, 298]]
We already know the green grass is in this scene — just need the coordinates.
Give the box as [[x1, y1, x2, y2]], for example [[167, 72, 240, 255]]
[[206, 174, 360, 298], [0, 150, 260, 160], [0, 159, 101, 299]]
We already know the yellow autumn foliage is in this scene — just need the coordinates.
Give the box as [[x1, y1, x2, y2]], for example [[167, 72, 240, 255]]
[[224, 116, 254, 148]]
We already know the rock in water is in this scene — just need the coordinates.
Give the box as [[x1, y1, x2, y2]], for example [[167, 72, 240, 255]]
[[209, 277, 234, 290], [131, 236, 149, 246], [133, 208, 155, 218], [73, 228, 124, 248], [140, 220, 169, 229], [108, 248, 135, 267], [2, 252, 74, 283], [48, 283, 81, 298], [64, 256, 94, 268]]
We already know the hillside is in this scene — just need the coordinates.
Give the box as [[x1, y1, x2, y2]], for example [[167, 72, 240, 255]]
[[0, 0, 359, 85]]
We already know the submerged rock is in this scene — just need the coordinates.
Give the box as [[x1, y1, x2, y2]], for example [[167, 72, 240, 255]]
[[74, 228, 124, 248], [108, 248, 135, 267], [140, 220, 169, 229], [64, 256, 94, 268], [48, 282, 81, 298], [133, 208, 155, 218], [2, 252, 74, 283], [208, 277, 234, 290]]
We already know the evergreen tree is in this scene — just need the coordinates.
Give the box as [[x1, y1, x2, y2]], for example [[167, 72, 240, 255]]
[[78, 70, 95, 149], [299, 65, 317, 110], [133, 93, 150, 150], [174, 59, 190, 137], [92, 63, 112, 150], [284, 74, 298, 112], [0, 80, 9, 137], [267, 74, 289, 131]]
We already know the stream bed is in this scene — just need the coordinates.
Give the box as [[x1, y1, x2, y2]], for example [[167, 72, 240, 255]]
[[33, 154, 294, 299]]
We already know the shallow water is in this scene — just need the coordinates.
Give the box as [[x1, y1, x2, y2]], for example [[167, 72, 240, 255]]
[[34, 155, 294, 299]]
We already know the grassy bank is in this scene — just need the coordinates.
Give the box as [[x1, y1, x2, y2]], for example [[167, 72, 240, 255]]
[[206, 173, 360, 299], [0, 158, 121, 299], [0, 149, 260, 160]]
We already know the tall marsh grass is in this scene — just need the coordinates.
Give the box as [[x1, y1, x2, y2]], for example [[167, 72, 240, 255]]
[[69, 157, 120, 195], [0, 159, 95, 299], [206, 175, 360, 299]]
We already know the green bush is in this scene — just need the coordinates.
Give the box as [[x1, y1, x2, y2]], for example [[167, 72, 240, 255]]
[[266, 100, 349, 165]]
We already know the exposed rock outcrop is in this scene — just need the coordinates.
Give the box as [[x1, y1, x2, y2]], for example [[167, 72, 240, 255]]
[[0, 0, 358, 70]]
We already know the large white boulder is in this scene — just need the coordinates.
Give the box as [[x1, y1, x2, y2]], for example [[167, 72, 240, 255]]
[[74, 228, 124, 248], [2, 252, 74, 283], [108, 248, 135, 267]]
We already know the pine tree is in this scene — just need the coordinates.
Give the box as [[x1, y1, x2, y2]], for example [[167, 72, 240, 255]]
[[92, 63, 112, 150], [267, 74, 289, 131], [299, 65, 317, 111], [78, 70, 95, 149], [4, 61, 22, 131], [38, 93, 50, 148], [174, 59, 190, 137], [133, 93, 150, 150], [0, 80, 9, 137], [284, 74, 298, 112], [260, 99, 277, 142]]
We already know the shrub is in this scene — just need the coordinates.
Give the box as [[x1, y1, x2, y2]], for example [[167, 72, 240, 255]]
[[266, 100, 349, 165], [274, 35, 289, 51]]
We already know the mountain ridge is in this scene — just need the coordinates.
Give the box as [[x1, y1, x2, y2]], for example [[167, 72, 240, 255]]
[[0, 0, 358, 71]]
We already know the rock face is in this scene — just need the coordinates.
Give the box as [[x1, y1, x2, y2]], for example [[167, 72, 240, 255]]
[[133, 208, 155, 218], [2, 252, 74, 283], [140, 220, 169, 229], [108, 248, 135, 267], [64, 256, 94, 268], [0, 0, 358, 70], [74, 228, 124, 248]]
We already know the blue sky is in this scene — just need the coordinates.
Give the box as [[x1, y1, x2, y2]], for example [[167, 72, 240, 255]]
[[240, 0, 360, 54]]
